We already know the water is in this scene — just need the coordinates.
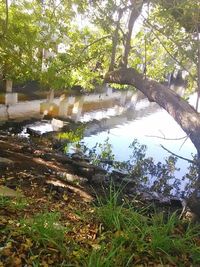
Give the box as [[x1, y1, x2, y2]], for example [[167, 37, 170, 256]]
[[76, 92, 196, 181], [0, 88, 197, 181], [81, 109, 195, 179]]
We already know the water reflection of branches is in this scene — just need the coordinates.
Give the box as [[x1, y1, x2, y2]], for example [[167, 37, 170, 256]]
[[146, 129, 189, 141], [146, 129, 190, 150], [146, 134, 189, 141]]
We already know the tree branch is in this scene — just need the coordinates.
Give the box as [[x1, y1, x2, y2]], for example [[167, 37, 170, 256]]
[[146, 134, 189, 141], [142, 16, 196, 82], [81, 35, 111, 54], [121, 1, 143, 68], [196, 26, 200, 110]]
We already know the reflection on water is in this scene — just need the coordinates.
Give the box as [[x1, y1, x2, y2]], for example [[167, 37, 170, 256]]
[[0, 89, 135, 121], [82, 109, 195, 180], [0, 87, 197, 182]]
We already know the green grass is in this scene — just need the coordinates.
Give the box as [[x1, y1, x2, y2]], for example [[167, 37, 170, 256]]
[[20, 212, 69, 255], [87, 185, 200, 266], [0, 195, 28, 210], [11, 196, 28, 210], [0, 196, 12, 207], [95, 183, 148, 232], [2, 184, 200, 266]]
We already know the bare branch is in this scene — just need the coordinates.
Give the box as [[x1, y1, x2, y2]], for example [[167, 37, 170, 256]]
[[81, 35, 111, 53], [179, 135, 189, 151]]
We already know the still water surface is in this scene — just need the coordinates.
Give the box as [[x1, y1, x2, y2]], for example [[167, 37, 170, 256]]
[[81, 107, 195, 180]]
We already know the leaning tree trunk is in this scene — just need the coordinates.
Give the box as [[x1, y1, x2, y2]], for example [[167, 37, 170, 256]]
[[105, 67, 200, 219], [105, 68, 200, 154]]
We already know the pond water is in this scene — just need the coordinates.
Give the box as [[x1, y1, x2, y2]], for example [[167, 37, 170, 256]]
[[81, 109, 195, 179], [0, 87, 197, 184]]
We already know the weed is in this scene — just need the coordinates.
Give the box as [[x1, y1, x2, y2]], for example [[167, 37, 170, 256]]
[[0, 196, 12, 208], [20, 212, 68, 255], [0, 195, 28, 210], [95, 183, 127, 231], [87, 184, 200, 266], [11, 196, 28, 210]]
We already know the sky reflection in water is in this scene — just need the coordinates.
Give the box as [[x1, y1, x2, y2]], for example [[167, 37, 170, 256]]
[[81, 109, 196, 180]]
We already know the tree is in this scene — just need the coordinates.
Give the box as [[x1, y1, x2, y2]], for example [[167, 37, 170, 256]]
[[100, 0, 200, 154], [0, 0, 92, 90], [0, 0, 42, 87]]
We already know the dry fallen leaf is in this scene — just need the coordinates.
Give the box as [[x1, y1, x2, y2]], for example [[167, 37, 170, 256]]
[[41, 260, 49, 267], [2, 248, 12, 257], [11, 256, 22, 267]]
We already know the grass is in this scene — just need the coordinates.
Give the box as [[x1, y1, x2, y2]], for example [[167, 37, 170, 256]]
[[0, 195, 28, 210], [1, 184, 200, 266], [0, 196, 12, 208], [89, 184, 200, 266], [20, 212, 69, 255], [95, 183, 148, 231]]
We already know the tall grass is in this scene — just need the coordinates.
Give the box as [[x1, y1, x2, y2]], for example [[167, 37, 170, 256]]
[[20, 212, 68, 255], [87, 184, 200, 266]]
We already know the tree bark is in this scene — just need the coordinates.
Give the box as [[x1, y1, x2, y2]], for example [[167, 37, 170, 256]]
[[196, 30, 200, 110], [109, 9, 123, 71], [121, 1, 143, 67], [105, 67, 200, 154]]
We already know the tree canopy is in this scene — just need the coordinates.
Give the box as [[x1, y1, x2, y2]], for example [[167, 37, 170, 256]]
[[0, 0, 199, 89]]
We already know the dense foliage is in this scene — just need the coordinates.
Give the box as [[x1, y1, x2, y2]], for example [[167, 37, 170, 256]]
[[0, 0, 199, 91]]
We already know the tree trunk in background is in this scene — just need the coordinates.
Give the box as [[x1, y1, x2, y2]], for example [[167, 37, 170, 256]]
[[5, 80, 12, 93], [2, 0, 9, 36]]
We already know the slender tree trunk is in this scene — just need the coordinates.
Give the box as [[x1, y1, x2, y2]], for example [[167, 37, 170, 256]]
[[109, 9, 123, 71], [196, 31, 200, 110], [121, 0, 143, 68]]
